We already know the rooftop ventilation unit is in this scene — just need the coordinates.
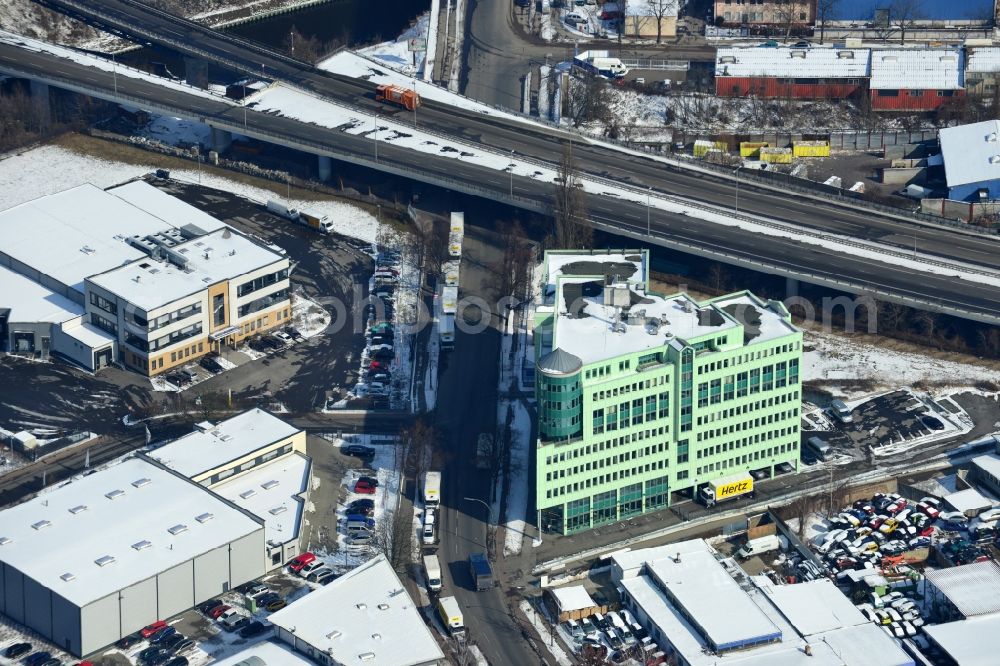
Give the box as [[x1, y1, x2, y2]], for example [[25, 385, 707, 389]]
[[989, 132, 999, 142], [269, 506, 287, 515], [359, 653, 376, 662], [196, 512, 214, 524], [372, 633, 382, 640], [132, 540, 152, 551], [0, 537, 11, 546], [882, 55, 898, 62], [377, 603, 390, 611], [95, 555, 116, 567], [106, 489, 125, 500], [325, 630, 342, 640], [31, 520, 52, 530], [220, 435, 235, 442], [719, 56, 736, 64], [69, 505, 88, 515], [240, 489, 257, 499], [790, 50, 806, 58], [838, 50, 855, 59], [132, 478, 151, 488], [261, 480, 280, 490], [991, 155, 1000, 164], [168, 524, 189, 536], [60, 572, 76, 582], [357, 603, 367, 610]]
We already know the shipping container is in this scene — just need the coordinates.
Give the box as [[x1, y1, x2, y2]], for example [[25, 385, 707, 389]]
[[716, 76, 865, 100], [694, 139, 729, 157], [793, 141, 831, 157], [740, 141, 769, 158], [760, 147, 793, 164]]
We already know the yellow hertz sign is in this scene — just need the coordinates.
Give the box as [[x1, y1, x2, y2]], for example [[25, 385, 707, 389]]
[[716, 477, 753, 500]]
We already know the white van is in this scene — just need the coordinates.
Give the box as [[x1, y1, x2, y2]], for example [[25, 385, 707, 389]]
[[829, 400, 853, 423], [423, 510, 436, 545]]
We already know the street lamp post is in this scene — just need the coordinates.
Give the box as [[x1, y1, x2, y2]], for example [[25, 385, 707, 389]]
[[374, 113, 379, 162], [112, 52, 118, 96], [734, 165, 742, 213], [412, 77, 418, 129], [647, 186, 652, 235], [509, 149, 514, 198], [242, 83, 247, 130], [464, 496, 494, 559]]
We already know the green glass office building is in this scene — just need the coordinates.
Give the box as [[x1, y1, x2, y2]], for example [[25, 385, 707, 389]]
[[534, 250, 802, 534]]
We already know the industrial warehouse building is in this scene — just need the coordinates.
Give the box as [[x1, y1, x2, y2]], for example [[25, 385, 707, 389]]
[[938, 119, 1000, 202], [533, 250, 802, 534], [714, 45, 965, 110], [0, 180, 291, 375], [268, 555, 445, 666], [0, 457, 265, 657], [146, 408, 311, 569], [611, 539, 914, 666]]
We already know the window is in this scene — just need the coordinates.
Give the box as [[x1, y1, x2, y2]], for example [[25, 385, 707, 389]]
[[89, 292, 117, 315], [908, 90, 922, 97], [90, 312, 118, 335], [236, 268, 289, 297], [238, 289, 289, 318], [878, 89, 899, 97], [213, 293, 226, 327]]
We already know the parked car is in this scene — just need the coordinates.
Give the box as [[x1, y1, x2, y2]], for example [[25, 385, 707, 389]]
[[920, 415, 944, 431], [358, 475, 379, 488], [342, 445, 375, 459], [245, 584, 270, 599], [164, 657, 188, 666], [307, 566, 335, 582], [347, 498, 375, 514], [171, 639, 195, 655], [199, 354, 224, 374], [138, 647, 166, 663], [347, 532, 373, 545], [288, 552, 317, 572], [221, 614, 249, 632], [141, 621, 168, 638], [299, 560, 326, 578], [150, 627, 177, 644], [159, 634, 185, 652], [317, 571, 339, 585], [354, 479, 377, 494], [5, 643, 32, 659], [263, 598, 287, 612], [239, 621, 271, 639], [198, 599, 224, 614], [208, 605, 231, 619]]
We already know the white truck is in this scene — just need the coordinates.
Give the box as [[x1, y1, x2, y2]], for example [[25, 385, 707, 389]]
[[424, 471, 441, 508], [441, 286, 458, 314], [266, 199, 333, 234], [423, 554, 442, 592], [438, 314, 455, 350], [437, 596, 465, 637], [737, 534, 786, 559], [698, 471, 754, 508]]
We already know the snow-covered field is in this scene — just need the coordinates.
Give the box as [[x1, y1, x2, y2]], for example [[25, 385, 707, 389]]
[[0, 144, 381, 243], [802, 330, 1000, 399]]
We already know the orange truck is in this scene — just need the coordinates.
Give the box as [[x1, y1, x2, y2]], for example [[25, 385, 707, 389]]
[[376, 84, 421, 111]]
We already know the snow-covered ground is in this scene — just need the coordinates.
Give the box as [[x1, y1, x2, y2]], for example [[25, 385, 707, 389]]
[[802, 330, 1000, 399], [355, 12, 431, 77], [0, 144, 381, 244], [291, 290, 331, 339]]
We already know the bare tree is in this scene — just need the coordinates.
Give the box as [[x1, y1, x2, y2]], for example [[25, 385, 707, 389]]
[[773, 0, 811, 41], [400, 419, 438, 484], [644, 0, 678, 44], [551, 141, 592, 248], [815, 0, 841, 44], [890, 0, 924, 44]]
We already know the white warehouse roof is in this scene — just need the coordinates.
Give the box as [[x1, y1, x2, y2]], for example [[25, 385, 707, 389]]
[[109, 181, 226, 236], [755, 579, 867, 637], [971, 453, 1000, 479], [715, 47, 871, 78], [966, 46, 1000, 73], [869, 49, 964, 90], [147, 408, 301, 479], [926, 560, 1000, 617], [924, 614, 1000, 665], [0, 457, 262, 607], [211, 641, 314, 665], [213, 452, 309, 546], [268, 555, 444, 666], [89, 226, 287, 311], [550, 585, 597, 613], [0, 265, 83, 323], [0, 184, 167, 295], [939, 120, 1000, 188]]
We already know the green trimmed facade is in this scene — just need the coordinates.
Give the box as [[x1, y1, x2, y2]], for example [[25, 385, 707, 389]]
[[534, 250, 802, 535]]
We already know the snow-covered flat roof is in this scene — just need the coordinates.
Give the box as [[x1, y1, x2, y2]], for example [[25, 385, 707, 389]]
[[925, 614, 1000, 665], [147, 409, 301, 479], [211, 641, 314, 665], [754, 579, 866, 637], [967, 46, 1000, 73], [211, 641, 313, 665], [60, 320, 116, 350], [709, 292, 797, 343], [943, 487, 992, 514], [267, 555, 444, 666], [715, 47, 870, 79], [816, 623, 914, 666], [89, 227, 287, 311], [972, 453, 1000, 480], [0, 457, 262, 607], [0, 184, 166, 294], [869, 49, 964, 90], [926, 560, 1000, 616], [213, 452, 309, 546], [108, 181, 227, 236], [939, 120, 1000, 188], [550, 585, 597, 613], [644, 548, 782, 651], [544, 250, 646, 291], [612, 539, 714, 580], [0, 265, 83, 324]]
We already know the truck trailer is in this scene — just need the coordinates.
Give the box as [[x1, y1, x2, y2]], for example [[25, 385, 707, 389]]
[[437, 596, 465, 636], [438, 314, 455, 350], [469, 552, 493, 591], [376, 84, 421, 111], [424, 471, 441, 508], [266, 200, 333, 234], [698, 472, 754, 507]]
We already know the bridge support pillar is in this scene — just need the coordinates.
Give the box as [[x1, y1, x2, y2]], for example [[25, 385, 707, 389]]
[[184, 57, 209, 89], [785, 276, 799, 299], [29, 80, 52, 132], [317, 155, 332, 181], [211, 127, 232, 153]]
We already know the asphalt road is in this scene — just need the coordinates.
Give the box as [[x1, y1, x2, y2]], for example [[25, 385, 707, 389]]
[[4, 44, 1000, 324], [432, 230, 546, 666]]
